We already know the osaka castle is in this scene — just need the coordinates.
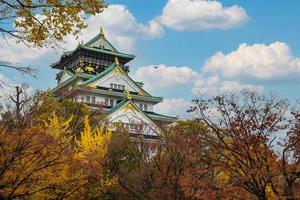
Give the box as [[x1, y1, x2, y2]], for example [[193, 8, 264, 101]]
[[50, 28, 176, 140]]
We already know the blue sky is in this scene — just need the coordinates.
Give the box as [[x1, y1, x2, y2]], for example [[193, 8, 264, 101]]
[[1, 0, 300, 117]]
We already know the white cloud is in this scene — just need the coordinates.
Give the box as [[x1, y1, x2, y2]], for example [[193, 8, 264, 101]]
[[158, 0, 249, 31], [203, 42, 300, 80], [0, 4, 164, 64], [0, 37, 53, 63], [133, 64, 199, 91], [191, 41, 300, 95], [64, 4, 164, 52], [133, 62, 265, 96], [154, 98, 192, 118], [192, 75, 264, 95]]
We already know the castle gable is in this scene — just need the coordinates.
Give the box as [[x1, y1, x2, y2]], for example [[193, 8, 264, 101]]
[[80, 64, 149, 96], [84, 27, 118, 52], [108, 100, 160, 136]]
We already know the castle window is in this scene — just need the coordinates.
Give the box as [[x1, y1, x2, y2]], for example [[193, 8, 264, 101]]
[[110, 99, 114, 107], [130, 124, 134, 129], [110, 83, 113, 88], [86, 96, 90, 103], [125, 123, 129, 129], [105, 98, 108, 106], [122, 85, 125, 90], [117, 85, 121, 90], [92, 96, 96, 104], [144, 104, 148, 111], [139, 104, 143, 110]]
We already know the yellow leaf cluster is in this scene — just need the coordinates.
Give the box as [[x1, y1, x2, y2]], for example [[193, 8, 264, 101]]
[[44, 112, 73, 142], [215, 170, 231, 185], [76, 115, 112, 159], [12, 0, 106, 47], [265, 184, 278, 200]]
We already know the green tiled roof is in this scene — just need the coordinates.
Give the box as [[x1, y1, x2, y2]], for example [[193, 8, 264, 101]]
[[107, 98, 127, 114], [64, 70, 94, 79], [145, 111, 177, 121], [51, 71, 94, 93], [65, 70, 74, 76], [51, 74, 78, 93], [51, 67, 162, 104], [107, 99, 167, 125], [87, 87, 163, 104], [135, 81, 144, 88], [107, 99, 176, 124], [50, 45, 135, 68], [81, 45, 135, 59]]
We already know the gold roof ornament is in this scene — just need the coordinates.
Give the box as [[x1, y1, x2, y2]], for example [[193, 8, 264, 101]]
[[88, 83, 97, 88], [114, 57, 120, 66], [113, 67, 122, 75], [85, 66, 95, 73], [138, 91, 145, 96], [125, 89, 132, 100], [75, 67, 82, 73], [100, 26, 105, 37], [124, 103, 138, 113]]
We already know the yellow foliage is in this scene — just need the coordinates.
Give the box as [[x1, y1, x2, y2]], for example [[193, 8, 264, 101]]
[[216, 170, 231, 185], [76, 115, 112, 158], [265, 184, 278, 200], [44, 112, 73, 142]]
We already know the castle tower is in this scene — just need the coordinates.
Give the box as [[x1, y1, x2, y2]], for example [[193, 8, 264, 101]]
[[50, 28, 176, 140]]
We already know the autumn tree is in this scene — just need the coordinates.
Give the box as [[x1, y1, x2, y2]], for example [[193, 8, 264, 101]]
[[0, 108, 83, 199], [103, 127, 156, 200], [279, 110, 300, 199], [103, 120, 213, 200], [0, 0, 106, 46], [149, 120, 206, 200], [189, 91, 289, 200], [32, 91, 106, 136], [0, 90, 112, 199]]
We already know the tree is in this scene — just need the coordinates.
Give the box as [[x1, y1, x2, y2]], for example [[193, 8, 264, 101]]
[[32, 91, 106, 137], [279, 110, 300, 199], [104, 128, 155, 200], [0, 112, 85, 199], [189, 91, 289, 200], [0, 90, 112, 199], [150, 120, 204, 200]]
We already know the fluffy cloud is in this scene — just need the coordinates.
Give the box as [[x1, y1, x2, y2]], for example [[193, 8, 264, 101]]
[[203, 42, 300, 80], [133, 64, 199, 91], [154, 98, 192, 118], [192, 75, 264, 95], [191, 41, 300, 95], [0, 37, 53, 63], [63, 4, 164, 52], [0, 4, 164, 64], [133, 63, 264, 95], [158, 0, 249, 31]]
